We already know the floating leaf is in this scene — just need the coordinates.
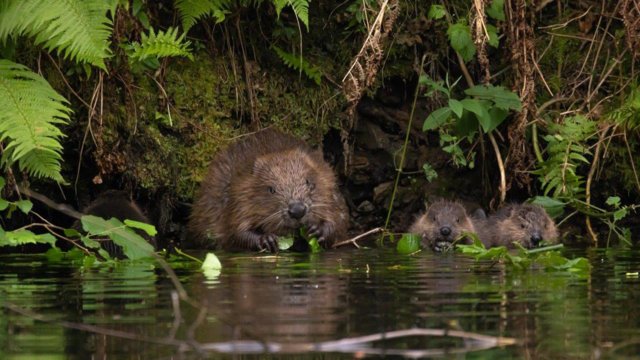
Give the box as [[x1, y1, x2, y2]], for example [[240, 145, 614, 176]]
[[201, 252, 222, 270], [397, 233, 420, 254]]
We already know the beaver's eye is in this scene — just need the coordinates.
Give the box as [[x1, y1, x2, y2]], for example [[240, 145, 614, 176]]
[[268, 186, 276, 194], [432, 216, 437, 221], [520, 224, 526, 229], [306, 179, 315, 190], [456, 218, 460, 223]]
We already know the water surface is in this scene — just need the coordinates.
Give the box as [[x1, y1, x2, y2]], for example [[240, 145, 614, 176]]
[[1, 247, 639, 358]]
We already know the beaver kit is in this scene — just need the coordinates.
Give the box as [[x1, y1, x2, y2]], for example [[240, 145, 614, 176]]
[[474, 203, 558, 249], [409, 200, 476, 252], [187, 128, 349, 252]]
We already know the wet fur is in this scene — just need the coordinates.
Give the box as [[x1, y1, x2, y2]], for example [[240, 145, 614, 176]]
[[187, 129, 348, 251], [475, 203, 558, 249], [409, 200, 476, 252]]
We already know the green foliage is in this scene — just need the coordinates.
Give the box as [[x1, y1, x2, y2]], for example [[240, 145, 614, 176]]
[[447, 21, 475, 62], [397, 233, 420, 254], [272, 46, 322, 85], [80, 215, 155, 260], [128, 27, 193, 63], [457, 235, 590, 273], [604, 85, 640, 130], [420, 75, 522, 168], [175, 0, 310, 31], [0, 0, 115, 69], [427, 4, 446, 20], [422, 163, 438, 182], [530, 196, 567, 219], [0, 60, 71, 182], [534, 115, 596, 198], [273, 0, 309, 30], [174, 0, 230, 31], [486, 0, 505, 21]]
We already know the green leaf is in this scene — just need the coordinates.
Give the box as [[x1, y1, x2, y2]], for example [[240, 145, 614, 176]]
[[428, 4, 447, 20], [423, 107, 452, 131], [128, 27, 193, 62], [273, 0, 310, 31], [486, 24, 499, 48], [397, 233, 420, 254], [419, 75, 449, 97], [464, 84, 522, 111], [201, 252, 222, 270], [0, 229, 56, 247], [272, 46, 322, 85], [614, 208, 628, 222], [0, 0, 114, 68], [486, 0, 505, 21], [278, 235, 294, 250], [0, 60, 71, 182], [0, 199, 8, 211], [124, 219, 158, 236], [308, 238, 322, 253], [175, 0, 230, 31], [606, 196, 621, 207], [461, 99, 492, 132], [447, 21, 475, 62], [530, 196, 566, 218], [454, 111, 478, 137], [80, 235, 102, 249], [422, 163, 438, 182], [14, 199, 32, 214], [0, 176, 5, 189], [81, 215, 154, 260], [448, 99, 464, 118]]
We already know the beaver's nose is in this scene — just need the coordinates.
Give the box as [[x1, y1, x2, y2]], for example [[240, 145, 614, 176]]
[[440, 226, 451, 236], [288, 202, 307, 219], [530, 233, 542, 247]]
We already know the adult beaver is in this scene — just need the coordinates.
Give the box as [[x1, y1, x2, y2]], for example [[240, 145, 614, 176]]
[[475, 203, 558, 249], [409, 200, 476, 252], [187, 128, 349, 252]]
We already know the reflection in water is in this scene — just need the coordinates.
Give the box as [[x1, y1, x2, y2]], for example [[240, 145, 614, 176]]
[[2, 248, 640, 358]]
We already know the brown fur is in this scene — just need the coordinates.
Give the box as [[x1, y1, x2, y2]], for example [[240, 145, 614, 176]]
[[187, 128, 349, 252], [475, 203, 558, 249], [409, 200, 476, 252]]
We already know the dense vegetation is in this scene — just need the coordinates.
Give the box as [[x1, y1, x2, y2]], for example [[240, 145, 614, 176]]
[[0, 0, 639, 260]]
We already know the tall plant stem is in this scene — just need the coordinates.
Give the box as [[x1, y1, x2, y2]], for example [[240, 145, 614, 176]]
[[383, 56, 426, 230]]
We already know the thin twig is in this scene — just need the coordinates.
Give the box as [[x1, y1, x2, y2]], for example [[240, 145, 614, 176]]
[[332, 227, 385, 248]]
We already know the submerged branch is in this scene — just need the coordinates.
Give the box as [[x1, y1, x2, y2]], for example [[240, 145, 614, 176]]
[[3, 301, 516, 356]]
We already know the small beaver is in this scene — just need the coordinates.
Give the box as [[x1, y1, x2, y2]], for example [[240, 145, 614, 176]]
[[409, 200, 476, 252], [476, 203, 558, 249], [187, 128, 349, 252], [80, 190, 156, 257]]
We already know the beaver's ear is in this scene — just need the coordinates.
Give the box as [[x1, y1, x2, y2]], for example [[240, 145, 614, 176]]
[[472, 208, 487, 219]]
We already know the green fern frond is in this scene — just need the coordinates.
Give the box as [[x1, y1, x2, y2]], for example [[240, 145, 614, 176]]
[[0, 0, 115, 69], [0, 60, 71, 183], [605, 86, 640, 130], [174, 0, 233, 31], [272, 46, 321, 85], [533, 115, 596, 198], [129, 27, 193, 62], [272, 0, 309, 30]]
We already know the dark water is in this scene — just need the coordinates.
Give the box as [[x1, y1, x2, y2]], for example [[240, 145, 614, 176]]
[[1, 247, 640, 359]]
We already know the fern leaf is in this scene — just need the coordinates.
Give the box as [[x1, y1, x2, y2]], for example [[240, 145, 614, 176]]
[[0, 60, 71, 182], [272, 46, 321, 85], [272, 0, 309, 30], [129, 27, 193, 62], [0, 0, 115, 69], [174, 0, 232, 31]]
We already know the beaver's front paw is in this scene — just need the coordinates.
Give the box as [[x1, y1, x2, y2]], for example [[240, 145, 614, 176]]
[[258, 234, 279, 253], [308, 222, 335, 247]]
